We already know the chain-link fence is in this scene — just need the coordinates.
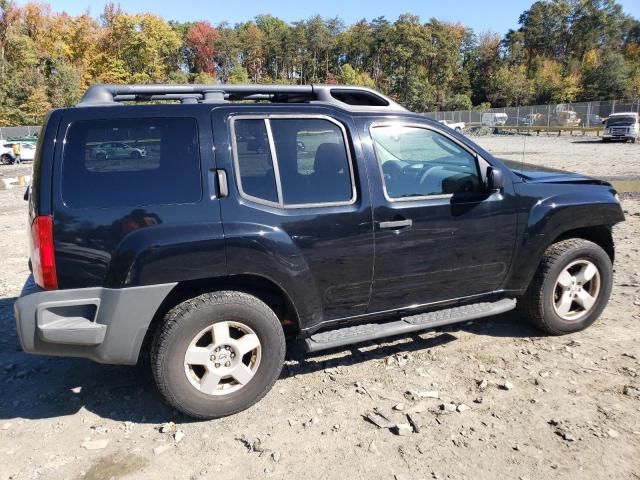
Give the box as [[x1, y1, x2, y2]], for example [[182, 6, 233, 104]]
[[0, 126, 40, 139], [3, 99, 640, 136], [424, 99, 640, 128]]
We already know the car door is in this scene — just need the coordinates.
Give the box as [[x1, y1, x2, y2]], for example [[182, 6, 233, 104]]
[[21, 143, 35, 160], [112, 142, 125, 159], [361, 119, 518, 312], [212, 107, 374, 329]]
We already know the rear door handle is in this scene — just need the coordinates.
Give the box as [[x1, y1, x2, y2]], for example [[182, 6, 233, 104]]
[[379, 219, 413, 229], [216, 169, 229, 198]]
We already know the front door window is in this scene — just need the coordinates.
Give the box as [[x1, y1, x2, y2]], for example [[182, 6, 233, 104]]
[[370, 125, 481, 200]]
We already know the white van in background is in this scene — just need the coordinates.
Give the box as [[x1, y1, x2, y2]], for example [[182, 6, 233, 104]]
[[481, 112, 508, 126], [602, 112, 639, 143]]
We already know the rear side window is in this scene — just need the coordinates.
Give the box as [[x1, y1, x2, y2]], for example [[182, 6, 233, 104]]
[[231, 116, 355, 207], [232, 119, 279, 203], [270, 118, 353, 205], [62, 118, 201, 208]]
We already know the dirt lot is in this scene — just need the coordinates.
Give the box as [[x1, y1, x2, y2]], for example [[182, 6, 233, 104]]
[[1, 134, 639, 480], [475, 131, 640, 178]]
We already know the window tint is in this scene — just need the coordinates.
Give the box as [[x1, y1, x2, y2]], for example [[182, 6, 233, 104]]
[[371, 126, 481, 199], [270, 118, 353, 205], [62, 117, 201, 208], [233, 119, 278, 203]]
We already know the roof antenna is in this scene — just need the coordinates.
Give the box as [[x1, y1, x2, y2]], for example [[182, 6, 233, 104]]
[[520, 124, 527, 174]]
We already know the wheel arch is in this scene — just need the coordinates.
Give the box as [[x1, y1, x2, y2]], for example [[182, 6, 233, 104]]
[[506, 223, 618, 295], [138, 274, 300, 363], [552, 225, 615, 263]]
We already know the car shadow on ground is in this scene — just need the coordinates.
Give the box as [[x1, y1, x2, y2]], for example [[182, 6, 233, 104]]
[[289, 310, 538, 373], [0, 295, 537, 424]]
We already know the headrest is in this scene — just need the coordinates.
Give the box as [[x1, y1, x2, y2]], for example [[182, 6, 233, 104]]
[[314, 143, 347, 176]]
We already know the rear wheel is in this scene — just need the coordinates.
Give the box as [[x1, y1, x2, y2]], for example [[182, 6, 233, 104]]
[[519, 239, 612, 335], [151, 291, 285, 419]]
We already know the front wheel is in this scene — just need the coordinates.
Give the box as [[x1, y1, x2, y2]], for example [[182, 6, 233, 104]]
[[151, 291, 286, 419], [519, 239, 613, 335], [1, 154, 13, 165]]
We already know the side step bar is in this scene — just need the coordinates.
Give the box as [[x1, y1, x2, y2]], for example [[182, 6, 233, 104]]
[[304, 298, 516, 352]]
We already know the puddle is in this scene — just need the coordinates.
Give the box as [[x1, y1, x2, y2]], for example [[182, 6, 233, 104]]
[[78, 451, 148, 480], [603, 178, 640, 193]]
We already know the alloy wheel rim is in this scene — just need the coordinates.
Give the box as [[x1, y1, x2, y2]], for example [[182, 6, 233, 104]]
[[553, 259, 601, 322], [183, 321, 261, 396]]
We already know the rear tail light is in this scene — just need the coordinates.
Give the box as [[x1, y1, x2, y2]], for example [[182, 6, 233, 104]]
[[31, 215, 58, 290]]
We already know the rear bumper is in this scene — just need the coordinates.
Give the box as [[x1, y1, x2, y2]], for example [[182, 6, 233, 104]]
[[14, 276, 176, 365]]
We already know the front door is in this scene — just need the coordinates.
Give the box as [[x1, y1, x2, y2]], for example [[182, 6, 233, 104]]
[[362, 120, 518, 312]]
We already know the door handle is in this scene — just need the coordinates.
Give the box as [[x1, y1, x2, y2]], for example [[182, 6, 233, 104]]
[[216, 169, 229, 198], [379, 219, 413, 229]]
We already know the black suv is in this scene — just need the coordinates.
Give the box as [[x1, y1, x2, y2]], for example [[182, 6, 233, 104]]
[[14, 84, 624, 419]]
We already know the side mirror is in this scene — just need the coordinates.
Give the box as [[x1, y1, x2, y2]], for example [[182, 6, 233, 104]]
[[487, 166, 505, 192]]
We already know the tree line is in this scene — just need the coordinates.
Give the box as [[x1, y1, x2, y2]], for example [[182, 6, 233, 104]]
[[0, 0, 638, 125]]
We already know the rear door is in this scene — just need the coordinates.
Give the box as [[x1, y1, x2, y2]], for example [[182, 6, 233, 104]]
[[212, 107, 374, 329]]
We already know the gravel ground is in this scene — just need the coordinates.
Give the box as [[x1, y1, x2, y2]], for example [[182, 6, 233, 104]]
[[474, 131, 640, 179], [1, 135, 639, 480]]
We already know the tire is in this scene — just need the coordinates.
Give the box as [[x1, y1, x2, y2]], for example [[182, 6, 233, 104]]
[[1, 154, 13, 165], [602, 138, 610, 143], [151, 291, 286, 419], [519, 239, 613, 335], [130, 150, 141, 159], [96, 152, 107, 161], [455, 127, 462, 133]]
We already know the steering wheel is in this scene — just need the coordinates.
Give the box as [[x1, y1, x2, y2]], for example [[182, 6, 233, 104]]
[[418, 165, 443, 186]]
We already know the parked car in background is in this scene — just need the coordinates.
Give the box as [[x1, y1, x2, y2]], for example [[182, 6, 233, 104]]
[[438, 119, 465, 132], [504, 116, 530, 126], [602, 112, 639, 143], [481, 112, 508, 126], [90, 142, 146, 161], [0, 141, 36, 164], [523, 113, 542, 126]]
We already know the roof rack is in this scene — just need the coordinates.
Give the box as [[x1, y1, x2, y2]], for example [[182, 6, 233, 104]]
[[77, 84, 406, 111]]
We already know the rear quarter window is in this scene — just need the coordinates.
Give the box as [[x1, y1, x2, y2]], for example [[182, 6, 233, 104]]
[[61, 117, 201, 208]]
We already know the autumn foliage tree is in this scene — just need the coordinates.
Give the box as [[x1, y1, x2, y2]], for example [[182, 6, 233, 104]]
[[185, 21, 218, 77], [0, 0, 638, 125]]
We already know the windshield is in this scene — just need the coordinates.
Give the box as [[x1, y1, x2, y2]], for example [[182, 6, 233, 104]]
[[606, 116, 636, 126]]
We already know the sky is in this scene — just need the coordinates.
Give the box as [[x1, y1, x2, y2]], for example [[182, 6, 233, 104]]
[[15, 0, 640, 35]]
